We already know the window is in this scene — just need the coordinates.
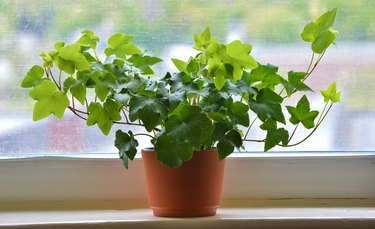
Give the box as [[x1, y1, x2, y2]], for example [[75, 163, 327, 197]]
[[0, 0, 374, 157], [0, 0, 375, 204]]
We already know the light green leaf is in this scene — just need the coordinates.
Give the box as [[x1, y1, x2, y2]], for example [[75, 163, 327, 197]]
[[301, 8, 337, 54], [105, 33, 141, 59], [226, 40, 258, 70], [21, 65, 45, 88], [193, 27, 212, 50], [286, 95, 319, 129], [115, 130, 138, 169], [63, 75, 87, 105], [301, 21, 319, 42], [320, 82, 341, 103], [56, 43, 91, 74], [128, 54, 163, 75], [86, 100, 121, 135], [171, 58, 188, 73], [249, 64, 283, 90], [214, 74, 226, 90], [90, 71, 117, 102], [29, 80, 70, 121], [312, 29, 337, 54], [154, 134, 193, 168], [76, 30, 100, 50], [108, 33, 135, 48]]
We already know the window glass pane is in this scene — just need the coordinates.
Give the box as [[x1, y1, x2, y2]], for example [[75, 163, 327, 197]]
[[0, 0, 374, 156]]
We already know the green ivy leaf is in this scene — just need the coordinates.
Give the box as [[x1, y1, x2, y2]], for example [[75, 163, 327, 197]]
[[217, 129, 242, 160], [231, 101, 250, 127], [129, 91, 168, 132], [89, 71, 117, 102], [86, 100, 122, 135], [115, 130, 138, 169], [249, 64, 283, 90], [301, 8, 337, 54], [76, 30, 100, 50], [29, 80, 70, 121], [105, 33, 141, 59], [264, 128, 289, 151], [127, 54, 163, 75], [311, 29, 337, 54], [249, 88, 285, 124], [226, 40, 258, 71], [282, 71, 313, 97], [63, 73, 87, 105], [193, 27, 212, 50], [21, 65, 44, 88], [320, 82, 341, 103], [56, 43, 91, 74], [165, 104, 214, 148], [286, 95, 319, 129], [154, 134, 193, 168], [171, 58, 188, 73]]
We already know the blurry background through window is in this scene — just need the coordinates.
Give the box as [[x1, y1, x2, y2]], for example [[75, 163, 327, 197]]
[[0, 0, 374, 156]]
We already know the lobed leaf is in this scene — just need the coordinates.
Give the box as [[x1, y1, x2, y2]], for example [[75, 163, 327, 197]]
[[29, 80, 70, 121]]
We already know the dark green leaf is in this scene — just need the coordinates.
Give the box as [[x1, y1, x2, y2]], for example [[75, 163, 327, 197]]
[[165, 104, 214, 148], [249, 88, 285, 124], [217, 129, 242, 160], [231, 101, 250, 127], [286, 95, 319, 129], [282, 71, 313, 97], [129, 92, 168, 131], [154, 134, 193, 168], [115, 130, 138, 169], [264, 128, 289, 151]]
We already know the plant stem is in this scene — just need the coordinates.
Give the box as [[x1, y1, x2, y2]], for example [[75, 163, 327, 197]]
[[281, 103, 332, 147], [122, 108, 129, 123], [72, 95, 75, 109], [69, 106, 89, 115], [49, 69, 61, 90], [242, 139, 265, 143], [306, 52, 315, 73], [244, 117, 258, 140], [288, 123, 299, 143], [68, 107, 88, 120], [58, 70, 62, 88], [85, 98, 89, 112], [134, 133, 156, 140]]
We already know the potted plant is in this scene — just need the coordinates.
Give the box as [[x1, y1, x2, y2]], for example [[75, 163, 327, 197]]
[[21, 9, 340, 217]]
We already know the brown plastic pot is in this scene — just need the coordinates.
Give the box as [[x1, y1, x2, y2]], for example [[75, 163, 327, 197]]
[[141, 148, 226, 217]]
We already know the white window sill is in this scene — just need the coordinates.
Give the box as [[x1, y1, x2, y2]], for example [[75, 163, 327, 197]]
[[1, 199, 375, 229]]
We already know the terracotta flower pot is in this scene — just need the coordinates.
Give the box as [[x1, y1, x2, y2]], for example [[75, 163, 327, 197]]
[[141, 148, 226, 217]]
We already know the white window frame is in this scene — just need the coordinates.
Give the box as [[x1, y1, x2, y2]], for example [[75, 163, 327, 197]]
[[1, 152, 374, 202]]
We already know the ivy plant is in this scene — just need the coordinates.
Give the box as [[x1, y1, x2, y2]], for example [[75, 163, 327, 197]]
[[22, 9, 341, 169]]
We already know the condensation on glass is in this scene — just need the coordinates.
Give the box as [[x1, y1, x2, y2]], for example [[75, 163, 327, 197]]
[[0, 0, 374, 156]]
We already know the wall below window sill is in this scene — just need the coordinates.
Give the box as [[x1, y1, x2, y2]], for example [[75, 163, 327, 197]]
[[1, 199, 375, 229]]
